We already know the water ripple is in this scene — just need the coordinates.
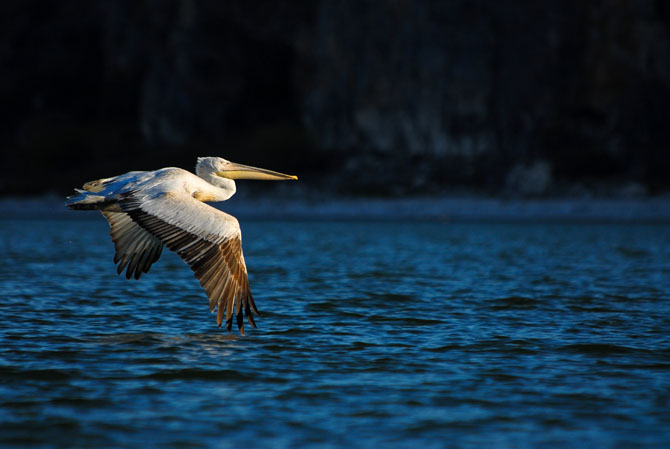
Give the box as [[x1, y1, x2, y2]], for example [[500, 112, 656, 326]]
[[1, 220, 669, 448]]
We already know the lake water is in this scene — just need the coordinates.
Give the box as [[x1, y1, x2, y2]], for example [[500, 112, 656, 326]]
[[1, 217, 669, 448]]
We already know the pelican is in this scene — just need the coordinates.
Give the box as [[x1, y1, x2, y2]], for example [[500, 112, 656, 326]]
[[66, 157, 297, 334]]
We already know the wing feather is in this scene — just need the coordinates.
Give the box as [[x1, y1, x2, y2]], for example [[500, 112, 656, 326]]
[[101, 211, 164, 279], [119, 192, 258, 334], [119, 225, 158, 278]]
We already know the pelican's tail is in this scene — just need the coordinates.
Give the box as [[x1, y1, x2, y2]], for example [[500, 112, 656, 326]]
[[66, 177, 118, 210], [65, 189, 109, 210], [82, 177, 113, 193]]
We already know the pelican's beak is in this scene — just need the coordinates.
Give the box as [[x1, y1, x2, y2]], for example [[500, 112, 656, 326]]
[[216, 162, 298, 181]]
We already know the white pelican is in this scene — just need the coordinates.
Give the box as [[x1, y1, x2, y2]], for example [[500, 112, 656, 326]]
[[66, 157, 298, 334]]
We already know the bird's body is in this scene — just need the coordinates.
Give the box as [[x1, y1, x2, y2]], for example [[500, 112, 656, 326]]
[[66, 157, 297, 334]]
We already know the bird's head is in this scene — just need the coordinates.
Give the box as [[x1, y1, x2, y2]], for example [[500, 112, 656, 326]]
[[196, 157, 298, 181]]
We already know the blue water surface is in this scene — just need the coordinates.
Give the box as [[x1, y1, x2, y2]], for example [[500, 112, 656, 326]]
[[1, 217, 669, 448]]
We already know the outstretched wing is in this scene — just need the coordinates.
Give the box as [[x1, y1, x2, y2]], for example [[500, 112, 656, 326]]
[[101, 211, 164, 280], [119, 192, 259, 334]]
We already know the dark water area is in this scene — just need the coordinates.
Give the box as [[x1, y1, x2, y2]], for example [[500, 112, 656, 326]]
[[1, 217, 669, 448]]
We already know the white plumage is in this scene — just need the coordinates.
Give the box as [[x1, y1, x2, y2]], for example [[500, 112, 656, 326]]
[[66, 157, 297, 334]]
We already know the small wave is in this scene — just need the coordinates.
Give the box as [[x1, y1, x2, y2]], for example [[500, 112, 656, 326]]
[[305, 301, 347, 312], [616, 246, 650, 258], [634, 362, 670, 370], [365, 293, 415, 303], [426, 344, 463, 353], [96, 333, 174, 346], [142, 368, 252, 381], [264, 328, 320, 336], [341, 408, 394, 419], [1, 367, 74, 381], [559, 343, 639, 355], [366, 315, 443, 325], [488, 296, 541, 310]]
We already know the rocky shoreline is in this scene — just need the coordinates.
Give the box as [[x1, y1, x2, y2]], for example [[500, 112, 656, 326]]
[[2, 2, 669, 198]]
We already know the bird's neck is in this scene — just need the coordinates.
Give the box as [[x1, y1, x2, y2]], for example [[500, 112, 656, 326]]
[[196, 173, 236, 202]]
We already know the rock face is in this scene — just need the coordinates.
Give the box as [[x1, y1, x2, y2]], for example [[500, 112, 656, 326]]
[[303, 0, 670, 194], [1, 0, 669, 195]]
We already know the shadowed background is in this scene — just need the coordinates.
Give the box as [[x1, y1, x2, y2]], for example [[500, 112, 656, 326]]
[[1, 0, 669, 197]]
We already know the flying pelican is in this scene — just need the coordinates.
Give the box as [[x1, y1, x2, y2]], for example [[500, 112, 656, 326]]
[[66, 157, 297, 334]]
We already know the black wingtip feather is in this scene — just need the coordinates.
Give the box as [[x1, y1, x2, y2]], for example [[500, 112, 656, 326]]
[[236, 309, 244, 334], [245, 300, 258, 328], [246, 312, 257, 329]]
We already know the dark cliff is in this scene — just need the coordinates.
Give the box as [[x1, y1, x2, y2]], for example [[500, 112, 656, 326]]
[[1, 0, 668, 196]]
